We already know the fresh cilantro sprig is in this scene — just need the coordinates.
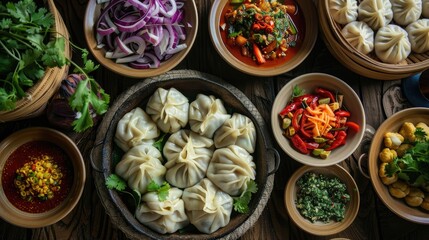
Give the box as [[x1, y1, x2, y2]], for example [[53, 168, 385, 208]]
[[106, 174, 127, 191], [233, 180, 258, 214], [106, 174, 141, 214], [67, 42, 109, 132], [147, 180, 171, 201]]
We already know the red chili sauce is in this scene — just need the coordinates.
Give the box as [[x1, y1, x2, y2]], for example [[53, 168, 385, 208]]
[[2, 141, 73, 213], [220, 0, 306, 67]]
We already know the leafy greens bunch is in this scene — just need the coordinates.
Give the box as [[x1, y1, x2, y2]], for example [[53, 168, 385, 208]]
[[0, 0, 109, 132]]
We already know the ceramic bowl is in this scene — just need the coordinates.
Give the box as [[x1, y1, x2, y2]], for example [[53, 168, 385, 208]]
[[84, 0, 198, 78], [368, 107, 429, 224], [284, 164, 360, 236], [271, 73, 366, 167], [0, 127, 85, 228], [209, 0, 318, 77]]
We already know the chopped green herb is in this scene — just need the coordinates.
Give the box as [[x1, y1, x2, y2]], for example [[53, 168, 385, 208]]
[[295, 172, 350, 223]]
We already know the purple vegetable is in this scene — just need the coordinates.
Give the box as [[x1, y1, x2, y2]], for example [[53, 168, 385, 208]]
[[95, 0, 190, 69]]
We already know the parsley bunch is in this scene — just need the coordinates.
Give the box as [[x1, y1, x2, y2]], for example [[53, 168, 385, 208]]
[[0, 0, 109, 132]]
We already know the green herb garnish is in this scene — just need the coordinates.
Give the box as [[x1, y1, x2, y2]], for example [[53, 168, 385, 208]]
[[147, 180, 171, 202], [106, 174, 127, 191], [0, 0, 109, 132], [106, 174, 141, 215], [295, 172, 350, 223], [233, 180, 258, 214]]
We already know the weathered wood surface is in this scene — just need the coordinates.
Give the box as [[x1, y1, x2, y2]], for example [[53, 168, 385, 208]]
[[1, 0, 429, 239]]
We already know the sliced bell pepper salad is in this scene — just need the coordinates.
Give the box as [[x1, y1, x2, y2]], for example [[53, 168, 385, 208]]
[[279, 86, 360, 159]]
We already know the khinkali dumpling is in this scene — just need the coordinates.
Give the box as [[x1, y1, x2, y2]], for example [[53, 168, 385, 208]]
[[375, 24, 411, 64], [406, 19, 429, 53], [146, 87, 189, 134], [207, 145, 256, 196], [214, 113, 257, 153], [189, 94, 231, 138], [329, 0, 358, 25], [391, 0, 422, 26], [182, 178, 233, 234], [164, 129, 214, 188], [115, 107, 159, 152], [115, 145, 166, 194], [341, 21, 374, 55], [423, 0, 429, 18], [136, 188, 189, 234], [358, 0, 393, 30]]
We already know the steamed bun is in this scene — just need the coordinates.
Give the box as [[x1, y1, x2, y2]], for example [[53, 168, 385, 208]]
[[375, 24, 411, 63]]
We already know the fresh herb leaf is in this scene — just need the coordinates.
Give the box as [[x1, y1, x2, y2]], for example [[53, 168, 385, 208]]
[[153, 132, 169, 153], [106, 173, 141, 216], [415, 128, 427, 141], [233, 180, 258, 214], [106, 174, 127, 191], [146, 180, 171, 201], [292, 85, 304, 98]]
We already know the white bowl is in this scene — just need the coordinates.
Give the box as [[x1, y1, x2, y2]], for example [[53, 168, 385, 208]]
[[271, 73, 366, 166]]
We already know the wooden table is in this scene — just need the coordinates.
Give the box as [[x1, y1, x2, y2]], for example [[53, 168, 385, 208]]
[[1, 0, 429, 239]]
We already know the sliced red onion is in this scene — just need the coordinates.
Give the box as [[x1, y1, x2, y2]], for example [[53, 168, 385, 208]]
[[95, 0, 189, 69]]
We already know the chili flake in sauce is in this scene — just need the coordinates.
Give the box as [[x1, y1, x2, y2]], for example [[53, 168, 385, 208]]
[[2, 141, 73, 213], [295, 172, 350, 223]]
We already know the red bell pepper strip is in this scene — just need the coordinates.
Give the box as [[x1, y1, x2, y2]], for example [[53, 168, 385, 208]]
[[299, 113, 312, 138], [253, 43, 266, 64], [335, 110, 351, 117], [315, 87, 335, 103], [292, 108, 303, 130], [279, 101, 301, 118], [291, 134, 309, 154], [292, 94, 314, 103], [325, 130, 347, 151], [345, 121, 360, 132]]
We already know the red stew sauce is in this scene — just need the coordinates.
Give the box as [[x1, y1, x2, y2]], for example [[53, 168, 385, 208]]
[[220, 0, 306, 67], [2, 141, 73, 213]]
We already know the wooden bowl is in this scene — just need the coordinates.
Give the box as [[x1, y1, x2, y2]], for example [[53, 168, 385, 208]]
[[209, 0, 318, 77], [318, 0, 429, 80], [271, 73, 366, 167], [84, 0, 198, 78], [0, 0, 70, 122], [91, 70, 280, 239], [0, 127, 85, 228], [284, 164, 360, 236], [368, 108, 429, 224]]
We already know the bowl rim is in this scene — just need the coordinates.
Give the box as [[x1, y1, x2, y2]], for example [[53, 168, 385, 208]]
[[368, 107, 429, 224], [271, 72, 366, 167], [84, 0, 199, 78], [208, 0, 318, 77], [0, 127, 85, 228], [284, 164, 360, 236]]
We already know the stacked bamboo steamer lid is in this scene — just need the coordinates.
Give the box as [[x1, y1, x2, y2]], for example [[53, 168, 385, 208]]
[[0, 0, 70, 122], [318, 0, 429, 80]]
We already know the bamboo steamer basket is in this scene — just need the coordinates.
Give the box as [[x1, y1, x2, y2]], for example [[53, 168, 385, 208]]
[[0, 0, 71, 122], [318, 0, 429, 80]]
